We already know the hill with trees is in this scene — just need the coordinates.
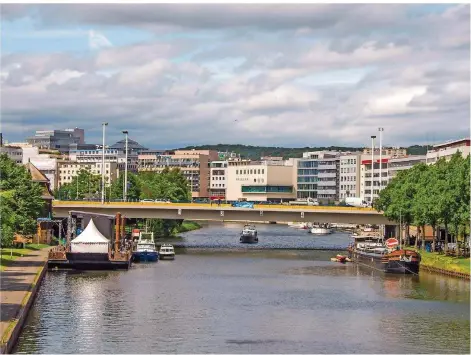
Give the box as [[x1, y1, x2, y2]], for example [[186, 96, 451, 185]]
[[178, 144, 431, 160]]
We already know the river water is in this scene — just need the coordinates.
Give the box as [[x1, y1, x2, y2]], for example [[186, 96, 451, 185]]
[[15, 223, 470, 354]]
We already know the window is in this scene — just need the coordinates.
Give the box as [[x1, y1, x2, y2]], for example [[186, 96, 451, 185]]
[[261, 169, 264, 174]]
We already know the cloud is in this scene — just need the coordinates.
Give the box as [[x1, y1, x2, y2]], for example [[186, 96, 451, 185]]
[[0, 4, 469, 148], [88, 30, 112, 50]]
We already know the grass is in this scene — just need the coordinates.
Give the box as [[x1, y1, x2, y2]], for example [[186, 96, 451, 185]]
[[0, 244, 50, 271], [177, 221, 202, 233], [407, 247, 470, 275]]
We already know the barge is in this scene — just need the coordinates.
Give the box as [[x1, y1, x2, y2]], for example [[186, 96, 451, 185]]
[[347, 235, 420, 274], [48, 212, 132, 270]]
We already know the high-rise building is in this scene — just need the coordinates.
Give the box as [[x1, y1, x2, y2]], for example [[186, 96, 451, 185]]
[[338, 153, 361, 200], [295, 151, 339, 202], [209, 161, 228, 199], [26, 128, 86, 153]]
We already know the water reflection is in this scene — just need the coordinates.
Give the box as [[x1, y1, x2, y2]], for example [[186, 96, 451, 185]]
[[15, 223, 470, 354]]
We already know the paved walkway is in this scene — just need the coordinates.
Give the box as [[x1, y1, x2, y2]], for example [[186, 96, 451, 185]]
[[0, 247, 50, 341]]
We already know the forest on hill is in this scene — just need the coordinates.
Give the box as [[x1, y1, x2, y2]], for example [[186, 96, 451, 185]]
[[179, 144, 431, 160]]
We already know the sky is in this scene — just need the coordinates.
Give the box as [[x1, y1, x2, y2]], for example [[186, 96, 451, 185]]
[[0, 4, 469, 149]]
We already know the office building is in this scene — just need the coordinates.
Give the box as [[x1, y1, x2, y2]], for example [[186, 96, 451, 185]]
[[26, 128, 87, 153], [426, 138, 470, 164], [388, 155, 427, 181], [338, 153, 361, 200], [57, 161, 118, 189]]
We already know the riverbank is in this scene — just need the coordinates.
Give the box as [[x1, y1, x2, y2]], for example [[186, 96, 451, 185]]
[[408, 248, 470, 279], [0, 244, 50, 271], [0, 247, 51, 354], [177, 221, 202, 233]]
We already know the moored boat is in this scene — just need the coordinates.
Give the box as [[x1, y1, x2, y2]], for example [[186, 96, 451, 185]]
[[159, 244, 175, 260], [240, 224, 258, 244], [348, 235, 420, 274], [310, 223, 332, 235], [133, 232, 158, 262]]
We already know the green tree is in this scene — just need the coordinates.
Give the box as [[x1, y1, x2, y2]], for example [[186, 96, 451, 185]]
[[56, 167, 102, 200], [110, 172, 141, 201], [0, 154, 44, 246]]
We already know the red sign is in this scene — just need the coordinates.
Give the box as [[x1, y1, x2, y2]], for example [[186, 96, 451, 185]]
[[132, 229, 140, 237], [385, 238, 399, 248]]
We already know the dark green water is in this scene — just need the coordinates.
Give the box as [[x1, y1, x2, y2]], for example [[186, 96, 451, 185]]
[[15, 223, 470, 354]]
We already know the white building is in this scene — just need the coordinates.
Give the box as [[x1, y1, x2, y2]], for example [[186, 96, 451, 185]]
[[226, 161, 295, 202], [70, 148, 138, 172], [359, 154, 390, 204], [338, 153, 361, 200], [22, 146, 64, 191], [295, 151, 339, 201], [426, 138, 470, 164], [57, 161, 118, 189], [388, 155, 427, 182], [209, 161, 228, 199], [0, 145, 23, 164]]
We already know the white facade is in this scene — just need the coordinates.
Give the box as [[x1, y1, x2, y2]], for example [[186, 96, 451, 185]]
[[70, 148, 138, 172], [226, 161, 295, 202], [0, 145, 23, 164], [426, 138, 470, 164], [22, 146, 61, 190], [57, 161, 118, 188], [209, 161, 228, 198], [338, 153, 361, 200], [359, 154, 390, 203]]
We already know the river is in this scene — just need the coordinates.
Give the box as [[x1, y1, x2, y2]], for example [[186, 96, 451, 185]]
[[15, 222, 470, 354]]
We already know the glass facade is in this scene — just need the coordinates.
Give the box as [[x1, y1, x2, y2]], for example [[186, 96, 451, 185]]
[[241, 185, 293, 193]]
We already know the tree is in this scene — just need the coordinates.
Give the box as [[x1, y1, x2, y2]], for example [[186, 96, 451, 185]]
[[110, 172, 141, 200], [55, 167, 102, 200], [0, 154, 44, 246]]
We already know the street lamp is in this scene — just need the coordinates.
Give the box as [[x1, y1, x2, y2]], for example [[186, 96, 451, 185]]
[[122, 130, 129, 202], [378, 127, 384, 191], [101, 122, 108, 204], [370, 135, 376, 205]]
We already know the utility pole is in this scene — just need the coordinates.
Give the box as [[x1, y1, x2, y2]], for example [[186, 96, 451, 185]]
[[101, 122, 108, 204], [378, 127, 384, 191], [122, 130, 129, 202], [370, 135, 376, 205]]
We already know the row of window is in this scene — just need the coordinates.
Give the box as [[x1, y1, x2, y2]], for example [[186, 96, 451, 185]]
[[212, 176, 225, 180], [341, 159, 357, 165], [211, 183, 225, 188], [241, 185, 293, 193], [236, 168, 265, 175], [340, 185, 355, 191], [340, 176, 356, 182], [340, 167, 356, 173]]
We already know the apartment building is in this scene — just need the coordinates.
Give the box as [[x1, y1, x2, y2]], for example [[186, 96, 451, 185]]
[[388, 155, 427, 182], [338, 153, 361, 200], [426, 138, 470, 164], [57, 161, 118, 189], [226, 160, 295, 202], [359, 154, 390, 204], [138, 150, 218, 199], [295, 151, 339, 202], [209, 161, 228, 199]]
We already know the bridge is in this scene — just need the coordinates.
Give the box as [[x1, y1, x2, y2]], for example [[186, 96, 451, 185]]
[[53, 201, 395, 225]]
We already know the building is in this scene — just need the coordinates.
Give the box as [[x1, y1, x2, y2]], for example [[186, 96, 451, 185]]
[[209, 161, 228, 199], [110, 138, 149, 155], [26, 128, 86, 153], [359, 154, 390, 204], [338, 153, 361, 200], [295, 151, 339, 202], [426, 138, 470, 164], [388, 155, 427, 182], [0, 144, 23, 164], [57, 161, 118, 189], [22, 146, 65, 191], [138, 150, 218, 199], [25, 161, 54, 218], [70, 148, 138, 173], [226, 160, 296, 202], [363, 147, 407, 157]]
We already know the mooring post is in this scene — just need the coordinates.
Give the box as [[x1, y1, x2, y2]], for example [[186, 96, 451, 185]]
[[115, 213, 121, 254]]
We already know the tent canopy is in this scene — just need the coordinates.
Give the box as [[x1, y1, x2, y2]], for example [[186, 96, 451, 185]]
[[71, 218, 110, 253]]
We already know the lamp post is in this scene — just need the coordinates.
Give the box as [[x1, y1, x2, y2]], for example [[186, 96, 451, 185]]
[[370, 135, 376, 205], [122, 130, 129, 202], [378, 127, 384, 191], [101, 122, 108, 204]]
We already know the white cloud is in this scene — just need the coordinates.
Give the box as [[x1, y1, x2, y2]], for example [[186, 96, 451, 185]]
[[88, 30, 112, 50]]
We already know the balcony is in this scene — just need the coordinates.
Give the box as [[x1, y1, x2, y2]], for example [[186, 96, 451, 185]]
[[318, 172, 336, 178], [316, 189, 336, 195], [317, 180, 336, 187]]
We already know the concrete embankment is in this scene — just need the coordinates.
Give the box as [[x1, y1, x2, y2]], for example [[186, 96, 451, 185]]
[[0, 247, 51, 354]]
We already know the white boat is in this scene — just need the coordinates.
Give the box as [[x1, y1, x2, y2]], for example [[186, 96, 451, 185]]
[[310, 224, 332, 235], [159, 244, 175, 260], [288, 222, 310, 229], [133, 232, 158, 262], [240, 224, 258, 243]]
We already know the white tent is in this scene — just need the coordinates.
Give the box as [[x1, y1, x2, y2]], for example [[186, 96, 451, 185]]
[[70, 218, 110, 253]]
